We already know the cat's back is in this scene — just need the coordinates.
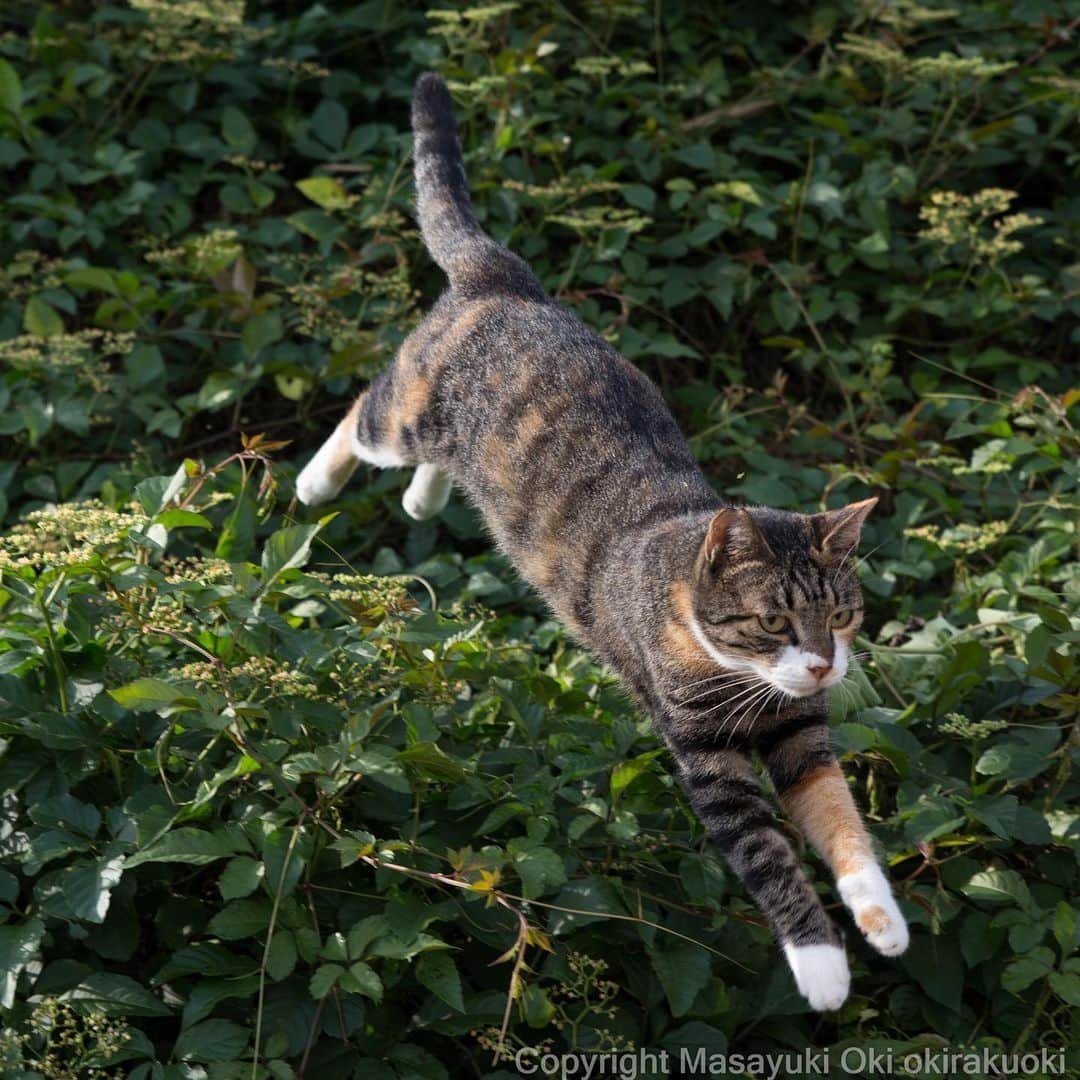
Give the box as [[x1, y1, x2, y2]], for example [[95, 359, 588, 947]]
[[411, 291, 717, 612], [428, 292, 698, 470]]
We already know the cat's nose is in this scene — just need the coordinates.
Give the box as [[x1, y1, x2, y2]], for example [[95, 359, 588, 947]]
[[807, 663, 833, 681]]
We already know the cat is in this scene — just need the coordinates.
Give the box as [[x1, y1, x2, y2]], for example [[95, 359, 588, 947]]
[[296, 72, 909, 1011]]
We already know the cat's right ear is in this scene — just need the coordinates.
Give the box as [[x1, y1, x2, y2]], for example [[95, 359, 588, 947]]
[[703, 508, 774, 569]]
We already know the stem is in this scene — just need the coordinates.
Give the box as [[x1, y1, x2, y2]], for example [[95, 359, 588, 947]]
[[1013, 980, 1053, 1054], [791, 139, 814, 264], [767, 261, 867, 467], [252, 821, 303, 1080], [39, 591, 69, 713]]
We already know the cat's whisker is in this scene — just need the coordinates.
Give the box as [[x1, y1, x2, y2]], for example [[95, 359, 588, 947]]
[[724, 688, 774, 748], [745, 686, 781, 732], [675, 672, 762, 695], [695, 679, 770, 721], [674, 670, 760, 693], [723, 683, 777, 746], [676, 674, 763, 706]]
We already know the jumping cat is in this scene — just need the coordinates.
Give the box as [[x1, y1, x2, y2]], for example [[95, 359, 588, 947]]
[[296, 73, 908, 1010]]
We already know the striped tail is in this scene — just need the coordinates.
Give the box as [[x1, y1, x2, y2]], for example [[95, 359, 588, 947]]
[[411, 73, 544, 300]]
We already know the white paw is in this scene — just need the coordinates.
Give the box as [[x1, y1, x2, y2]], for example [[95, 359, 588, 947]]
[[402, 488, 440, 520], [783, 942, 850, 1011], [837, 864, 910, 957], [402, 465, 451, 521], [296, 463, 341, 506]]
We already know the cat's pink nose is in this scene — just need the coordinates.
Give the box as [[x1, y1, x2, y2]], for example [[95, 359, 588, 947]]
[[808, 664, 833, 681]]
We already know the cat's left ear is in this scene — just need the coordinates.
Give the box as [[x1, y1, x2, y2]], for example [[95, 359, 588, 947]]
[[810, 497, 878, 565]]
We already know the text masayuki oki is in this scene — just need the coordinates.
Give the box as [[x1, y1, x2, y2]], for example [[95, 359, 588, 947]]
[[511, 1045, 1068, 1079]]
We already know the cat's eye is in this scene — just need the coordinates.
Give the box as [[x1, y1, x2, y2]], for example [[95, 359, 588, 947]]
[[829, 609, 855, 629], [758, 614, 789, 634]]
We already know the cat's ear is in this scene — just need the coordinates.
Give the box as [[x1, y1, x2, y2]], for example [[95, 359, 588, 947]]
[[810, 497, 878, 565], [703, 508, 774, 568]]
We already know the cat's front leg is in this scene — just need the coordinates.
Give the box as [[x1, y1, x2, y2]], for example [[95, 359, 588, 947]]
[[759, 715, 909, 958], [666, 730, 850, 1011]]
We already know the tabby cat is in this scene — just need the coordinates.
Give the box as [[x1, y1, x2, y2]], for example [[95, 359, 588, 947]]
[[296, 73, 909, 1010]]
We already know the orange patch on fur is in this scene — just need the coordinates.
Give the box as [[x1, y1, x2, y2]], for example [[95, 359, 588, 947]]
[[520, 536, 563, 589], [394, 373, 432, 429], [513, 406, 545, 450], [662, 581, 718, 675], [446, 297, 498, 345], [479, 406, 546, 491], [857, 905, 891, 935], [781, 762, 874, 878], [320, 395, 365, 490]]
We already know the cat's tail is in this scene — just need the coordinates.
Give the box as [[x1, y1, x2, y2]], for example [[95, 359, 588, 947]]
[[411, 73, 544, 299]]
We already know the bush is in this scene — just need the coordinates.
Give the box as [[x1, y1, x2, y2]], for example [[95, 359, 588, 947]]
[[0, 1, 1077, 1076]]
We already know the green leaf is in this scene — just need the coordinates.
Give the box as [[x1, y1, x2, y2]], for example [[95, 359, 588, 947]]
[[208, 899, 272, 939], [397, 741, 469, 783], [109, 678, 193, 713], [333, 831, 376, 868], [512, 846, 567, 899], [297, 175, 353, 211], [521, 984, 555, 1028], [310, 962, 344, 999], [261, 523, 322, 591], [622, 183, 656, 212], [548, 877, 626, 934], [29, 793, 101, 838], [222, 105, 257, 152], [153, 509, 212, 531], [311, 99, 348, 149], [242, 310, 283, 358], [900, 935, 964, 1012], [340, 960, 383, 1003], [63, 972, 172, 1017], [1053, 901, 1078, 955], [969, 794, 1018, 839], [0, 918, 44, 1009], [0, 59, 22, 115], [219, 856, 265, 900], [610, 749, 662, 798], [64, 267, 118, 294], [346, 749, 411, 794], [181, 975, 261, 1029], [174, 1019, 250, 1063], [266, 930, 298, 982], [62, 854, 125, 923], [1048, 971, 1080, 1006], [1002, 947, 1055, 993], [24, 295, 64, 338], [125, 828, 241, 868], [649, 942, 712, 1017], [415, 952, 464, 1012], [961, 869, 1034, 910]]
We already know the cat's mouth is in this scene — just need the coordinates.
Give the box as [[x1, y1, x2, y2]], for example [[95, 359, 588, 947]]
[[764, 642, 849, 698], [767, 672, 842, 698]]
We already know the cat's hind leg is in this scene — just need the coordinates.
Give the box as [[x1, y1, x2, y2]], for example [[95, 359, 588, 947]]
[[297, 363, 451, 517], [296, 396, 368, 506], [296, 372, 408, 507], [402, 463, 451, 521]]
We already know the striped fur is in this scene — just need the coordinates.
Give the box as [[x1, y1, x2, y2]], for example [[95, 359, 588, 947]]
[[295, 74, 908, 1009]]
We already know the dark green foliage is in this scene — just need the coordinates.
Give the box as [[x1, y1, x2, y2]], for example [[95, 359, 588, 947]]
[[0, 1, 1077, 1076]]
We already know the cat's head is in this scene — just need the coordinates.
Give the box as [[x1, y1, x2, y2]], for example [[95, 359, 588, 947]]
[[689, 499, 877, 698]]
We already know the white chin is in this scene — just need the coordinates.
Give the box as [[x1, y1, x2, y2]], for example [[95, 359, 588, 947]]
[[772, 675, 842, 698], [776, 682, 821, 698]]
